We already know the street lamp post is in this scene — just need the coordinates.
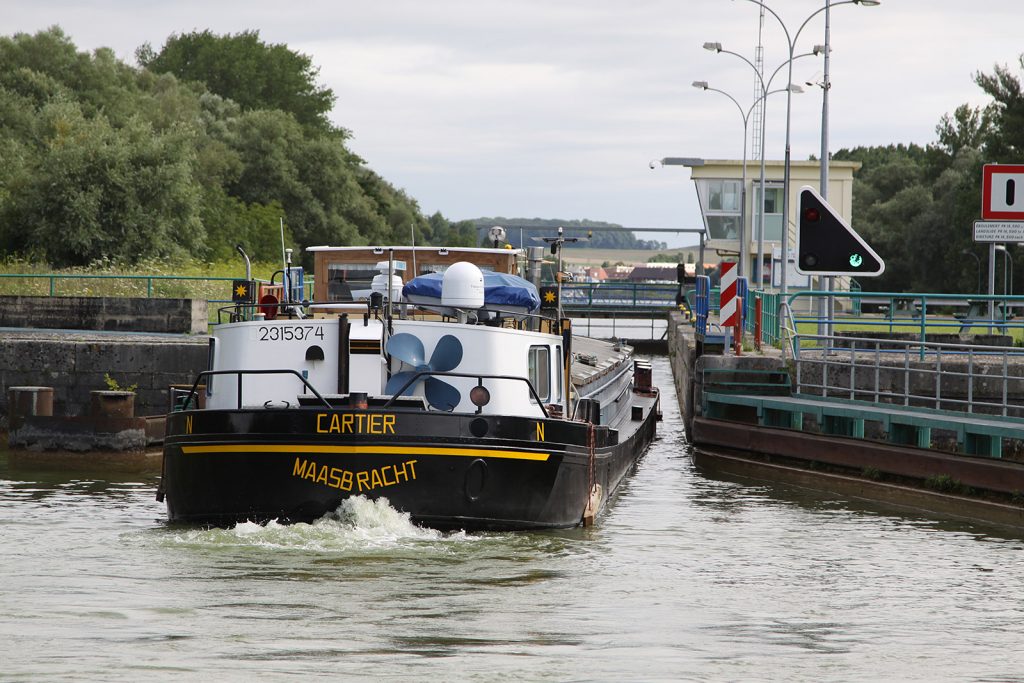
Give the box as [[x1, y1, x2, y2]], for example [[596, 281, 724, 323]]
[[735, 0, 880, 333], [692, 80, 803, 281], [702, 42, 821, 287], [995, 244, 1013, 296], [961, 249, 981, 294]]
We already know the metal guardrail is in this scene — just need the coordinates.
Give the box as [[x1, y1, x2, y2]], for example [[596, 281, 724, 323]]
[[558, 282, 679, 310], [787, 290, 1024, 338], [792, 332, 1024, 418], [0, 273, 237, 298], [0, 273, 316, 302]]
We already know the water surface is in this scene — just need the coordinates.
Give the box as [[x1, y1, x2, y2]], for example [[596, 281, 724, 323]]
[[3, 358, 1024, 681]]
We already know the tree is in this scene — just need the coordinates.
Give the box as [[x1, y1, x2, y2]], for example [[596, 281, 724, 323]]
[[0, 101, 203, 265], [975, 58, 1024, 160], [138, 30, 337, 134]]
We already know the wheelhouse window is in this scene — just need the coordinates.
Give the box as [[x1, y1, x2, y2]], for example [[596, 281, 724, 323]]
[[325, 263, 381, 301], [418, 264, 496, 275], [554, 344, 563, 403], [528, 346, 550, 402]]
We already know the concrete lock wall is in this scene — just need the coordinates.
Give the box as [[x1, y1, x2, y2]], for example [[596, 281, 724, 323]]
[[0, 335, 209, 422], [0, 295, 207, 334]]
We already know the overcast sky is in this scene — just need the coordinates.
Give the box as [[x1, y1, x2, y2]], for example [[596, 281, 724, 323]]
[[8, 1, 1023, 247]]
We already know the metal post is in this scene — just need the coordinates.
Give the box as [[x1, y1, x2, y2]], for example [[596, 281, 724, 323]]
[[819, 0, 834, 340], [989, 243, 996, 333]]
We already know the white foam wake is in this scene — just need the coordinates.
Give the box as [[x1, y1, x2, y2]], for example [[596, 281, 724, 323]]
[[168, 496, 476, 552]]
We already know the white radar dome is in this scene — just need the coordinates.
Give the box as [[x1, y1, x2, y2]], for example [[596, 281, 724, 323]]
[[441, 261, 485, 308]]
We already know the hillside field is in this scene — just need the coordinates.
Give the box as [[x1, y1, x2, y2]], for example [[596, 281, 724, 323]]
[[559, 246, 717, 267]]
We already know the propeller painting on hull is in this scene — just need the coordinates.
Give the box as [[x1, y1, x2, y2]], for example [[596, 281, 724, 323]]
[[385, 333, 464, 410]]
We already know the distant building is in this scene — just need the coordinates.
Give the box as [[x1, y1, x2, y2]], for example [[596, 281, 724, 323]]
[[604, 265, 634, 281], [628, 264, 678, 283]]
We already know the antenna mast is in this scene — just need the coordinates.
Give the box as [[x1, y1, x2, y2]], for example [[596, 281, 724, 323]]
[[751, 8, 766, 161]]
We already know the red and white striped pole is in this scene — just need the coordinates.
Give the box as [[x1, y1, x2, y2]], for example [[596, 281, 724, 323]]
[[719, 262, 741, 354]]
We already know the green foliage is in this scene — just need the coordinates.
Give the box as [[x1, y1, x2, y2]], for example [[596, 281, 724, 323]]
[[647, 251, 685, 263], [832, 56, 1024, 294], [975, 58, 1024, 160], [0, 27, 469, 268], [862, 466, 881, 481], [924, 474, 975, 496], [137, 30, 337, 134], [103, 373, 138, 393]]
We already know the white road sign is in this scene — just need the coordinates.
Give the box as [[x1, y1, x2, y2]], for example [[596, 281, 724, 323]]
[[973, 220, 1024, 242]]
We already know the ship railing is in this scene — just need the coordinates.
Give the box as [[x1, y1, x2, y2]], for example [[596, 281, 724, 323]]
[[219, 299, 565, 333], [382, 370, 551, 418], [176, 368, 332, 411], [215, 300, 310, 324]]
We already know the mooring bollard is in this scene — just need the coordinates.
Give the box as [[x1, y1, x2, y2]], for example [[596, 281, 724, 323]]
[[8, 386, 54, 431]]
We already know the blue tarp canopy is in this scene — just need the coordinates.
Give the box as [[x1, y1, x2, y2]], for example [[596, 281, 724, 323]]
[[403, 271, 540, 312]]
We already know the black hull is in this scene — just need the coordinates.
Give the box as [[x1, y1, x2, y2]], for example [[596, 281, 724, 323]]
[[161, 392, 658, 530]]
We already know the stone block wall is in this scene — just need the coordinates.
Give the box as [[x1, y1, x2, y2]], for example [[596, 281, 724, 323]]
[[0, 333, 209, 421], [0, 295, 207, 334]]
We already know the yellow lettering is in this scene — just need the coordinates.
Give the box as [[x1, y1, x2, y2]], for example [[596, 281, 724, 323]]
[[536, 422, 545, 441], [384, 414, 396, 434], [316, 413, 327, 433], [369, 414, 381, 434], [341, 414, 354, 433], [356, 414, 367, 433], [185, 415, 193, 434], [293, 457, 419, 492], [330, 413, 341, 433]]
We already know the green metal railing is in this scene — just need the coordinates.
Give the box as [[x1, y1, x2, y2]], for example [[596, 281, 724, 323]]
[[557, 282, 679, 309], [0, 273, 316, 301], [0, 273, 237, 298], [787, 290, 1024, 336]]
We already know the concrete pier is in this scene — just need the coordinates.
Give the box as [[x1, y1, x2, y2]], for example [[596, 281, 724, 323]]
[[667, 311, 1024, 529], [0, 330, 208, 423]]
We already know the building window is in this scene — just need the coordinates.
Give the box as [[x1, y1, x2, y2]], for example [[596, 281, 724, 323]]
[[699, 179, 742, 240], [528, 346, 550, 402], [753, 183, 784, 242]]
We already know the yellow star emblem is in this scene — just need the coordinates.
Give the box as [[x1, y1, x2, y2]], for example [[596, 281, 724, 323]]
[[543, 290, 556, 303], [235, 284, 248, 298]]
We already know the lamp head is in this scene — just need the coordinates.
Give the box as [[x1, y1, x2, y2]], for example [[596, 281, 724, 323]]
[[853, 0, 881, 5], [812, 44, 827, 56], [692, 80, 709, 90], [702, 42, 723, 53], [788, 84, 805, 94]]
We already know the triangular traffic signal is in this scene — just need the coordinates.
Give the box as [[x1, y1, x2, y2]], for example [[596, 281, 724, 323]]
[[796, 186, 884, 277]]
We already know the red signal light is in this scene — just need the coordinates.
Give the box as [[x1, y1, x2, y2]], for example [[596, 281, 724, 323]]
[[803, 207, 821, 222]]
